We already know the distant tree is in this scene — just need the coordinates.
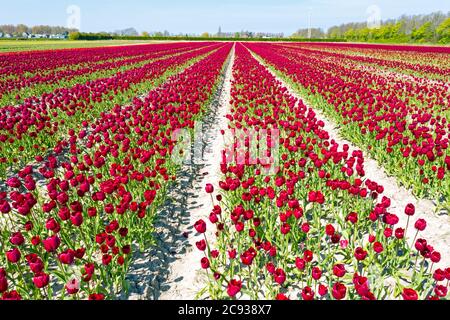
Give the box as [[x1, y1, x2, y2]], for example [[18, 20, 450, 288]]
[[201, 32, 210, 38], [234, 32, 240, 38], [291, 28, 325, 38], [68, 32, 81, 40], [326, 10, 449, 43], [51, 26, 69, 34], [358, 27, 370, 41], [327, 26, 341, 39], [376, 23, 395, 39], [344, 28, 356, 40], [391, 22, 405, 39], [436, 17, 450, 43], [32, 25, 44, 34], [141, 31, 150, 37], [411, 21, 434, 42], [0, 24, 16, 34], [0, 24, 76, 37], [119, 28, 138, 36], [16, 24, 30, 35]]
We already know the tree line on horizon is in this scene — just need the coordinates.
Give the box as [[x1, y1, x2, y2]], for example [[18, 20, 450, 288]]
[[0, 24, 78, 35], [292, 11, 450, 44]]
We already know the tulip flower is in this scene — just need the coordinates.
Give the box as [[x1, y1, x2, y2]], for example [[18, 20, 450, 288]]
[[227, 279, 242, 297], [42, 236, 61, 253], [0, 269, 8, 293], [194, 219, 207, 234], [402, 288, 418, 300], [66, 278, 80, 295], [332, 283, 347, 300], [33, 273, 50, 289], [6, 248, 21, 263], [205, 184, 214, 194], [201, 257, 210, 269]]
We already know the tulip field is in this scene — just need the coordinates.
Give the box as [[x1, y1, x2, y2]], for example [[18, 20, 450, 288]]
[[0, 41, 449, 301]]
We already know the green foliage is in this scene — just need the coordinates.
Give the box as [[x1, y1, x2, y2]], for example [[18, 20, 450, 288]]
[[436, 18, 450, 43], [74, 32, 113, 40], [68, 32, 81, 41], [411, 22, 434, 42], [291, 28, 325, 39], [0, 24, 77, 35], [326, 11, 450, 44]]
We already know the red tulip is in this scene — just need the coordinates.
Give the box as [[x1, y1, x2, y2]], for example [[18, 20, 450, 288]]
[[373, 242, 384, 254], [205, 184, 214, 194], [434, 285, 447, 298], [276, 293, 290, 300], [66, 278, 80, 295], [0, 269, 8, 293], [333, 264, 346, 278], [42, 236, 60, 253], [194, 219, 206, 234], [404, 203, 415, 216], [402, 288, 418, 300], [280, 223, 291, 235], [274, 268, 286, 285], [88, 293, 105, 300], [266, 263, 276, 274], [414, 219, 427, 231], [301, 286, 315, 300], [395, 228, 405, 239], [6, 248, 21, 263], [332, 282, 347, 300], [59, 250, 75, 265], [318, 284, 328, 297], [196, 240, 207, 251], [70, 211, 84, 227], [2, 290, 22, 300], [312, 267, 322, 280], [201, 257, 210, 269], [346, 212, 358, 224], [9, 232, 25, 246], [33, 272, 50, 288], [354, 247, 368, 261], [433, 269, 446, 282], [304, 250, 313, 262], [430, 251, 441, 263], [227, 279, 242, 297], [325, 224, 335, 236], [295, 257, 306, 271]]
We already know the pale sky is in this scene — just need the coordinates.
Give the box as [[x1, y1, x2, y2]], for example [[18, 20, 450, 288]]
[[1, 0, 449, 34]]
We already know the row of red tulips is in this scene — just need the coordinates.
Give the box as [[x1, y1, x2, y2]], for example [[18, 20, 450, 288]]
[[0, 42, 200, 77], [0, 43, 221, 176], [0, 43, 232, 300], [245, 43, 450, 209], [296, 42, 450, 54], [196, 43, 448, 300], [0, 42, 198, 107], [284, 43, 450, 78], [278, 43, 450, 107]]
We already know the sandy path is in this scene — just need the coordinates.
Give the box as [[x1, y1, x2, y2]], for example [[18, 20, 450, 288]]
[[246, 46, 450, 269], [125, 46, 235, 300]]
